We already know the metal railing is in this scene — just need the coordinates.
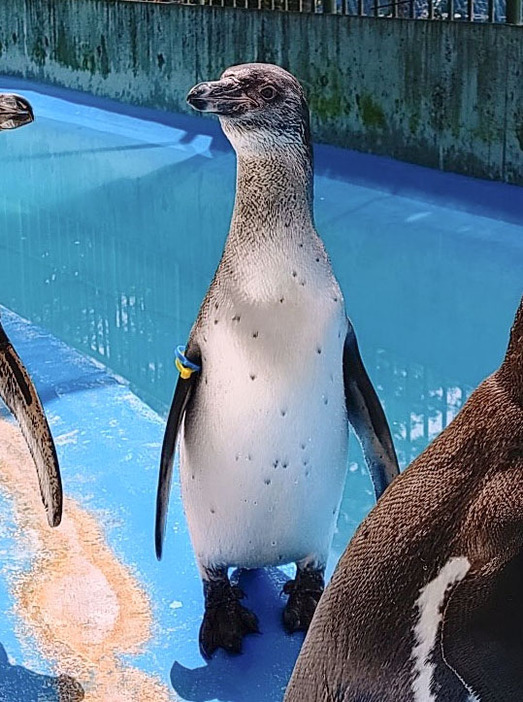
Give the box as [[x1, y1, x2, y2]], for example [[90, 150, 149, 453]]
[[143, 0, 521, 22]]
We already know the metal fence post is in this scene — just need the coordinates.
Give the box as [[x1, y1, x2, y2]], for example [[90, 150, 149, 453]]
[[506, 0, 522, 22]]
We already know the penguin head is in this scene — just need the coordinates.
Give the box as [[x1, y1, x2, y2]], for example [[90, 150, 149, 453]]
[[0, 94, 34, 131], [187, 63, 311, 157]]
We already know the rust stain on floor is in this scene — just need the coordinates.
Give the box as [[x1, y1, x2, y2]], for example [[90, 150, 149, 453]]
[[0, 419, 174, 702]]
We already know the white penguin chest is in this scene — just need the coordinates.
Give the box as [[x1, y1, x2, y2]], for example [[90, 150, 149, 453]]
[[181, 262, 350, 569]]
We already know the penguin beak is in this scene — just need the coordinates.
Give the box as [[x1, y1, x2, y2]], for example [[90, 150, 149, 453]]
[[0, 321, 62, 527], [187, 79, 250, 116], [0, 93, 35, 131]]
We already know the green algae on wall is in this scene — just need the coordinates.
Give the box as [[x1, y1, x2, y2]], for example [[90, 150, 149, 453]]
[[358, 93, 386, 130], [30, 36, 47, 68], [516, 116, 523, 151], [54, 21, 110, 78]]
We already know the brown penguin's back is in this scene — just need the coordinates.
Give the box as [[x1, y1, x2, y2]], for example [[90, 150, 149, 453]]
[[285, 297, 523, 702]]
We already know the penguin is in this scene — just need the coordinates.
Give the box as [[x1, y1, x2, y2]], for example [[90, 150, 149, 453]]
[[284, 296, 523, 702], [0, 93, 34, 131], [0, 93, 62, 527], [155, 64, 399, 658]]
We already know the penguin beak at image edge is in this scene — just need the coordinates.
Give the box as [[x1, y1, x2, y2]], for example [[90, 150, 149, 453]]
[[0, 93, 34, 131]]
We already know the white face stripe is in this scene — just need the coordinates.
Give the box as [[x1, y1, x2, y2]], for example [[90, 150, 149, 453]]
[[411, 556, 471, 702]]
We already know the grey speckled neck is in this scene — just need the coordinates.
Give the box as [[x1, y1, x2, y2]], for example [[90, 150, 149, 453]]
[[226, 143, 315, 250]]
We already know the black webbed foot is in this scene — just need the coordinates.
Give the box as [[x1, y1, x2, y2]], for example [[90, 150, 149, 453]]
[[199, 579, 260, 658], [282, 566, 325, 633], [55, 674, 85, 701]]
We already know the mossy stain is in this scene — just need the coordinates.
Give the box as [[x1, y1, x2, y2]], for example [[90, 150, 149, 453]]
[[516, 120, 523, 152], [409, 111, 420, 135], [358, 94, 386, 130], [31, 37, 47, 67]]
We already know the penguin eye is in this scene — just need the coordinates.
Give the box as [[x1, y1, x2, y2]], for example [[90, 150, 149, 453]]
[[260, 85, 277, 102]]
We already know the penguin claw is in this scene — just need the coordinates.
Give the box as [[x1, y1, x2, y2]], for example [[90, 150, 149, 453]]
[[283, 592, 321, 632], [282, 569, 325, 634], [55, 674, 85, 701], [199, 598, 260, 659]]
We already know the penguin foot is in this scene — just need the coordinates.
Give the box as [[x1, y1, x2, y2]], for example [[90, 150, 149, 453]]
[[199, 583, 260, 658], [55, 674, 85, 701], [282, 567, 325, 633]]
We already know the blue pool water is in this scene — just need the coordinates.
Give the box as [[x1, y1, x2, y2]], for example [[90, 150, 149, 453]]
[[0, 80, 522, 701]]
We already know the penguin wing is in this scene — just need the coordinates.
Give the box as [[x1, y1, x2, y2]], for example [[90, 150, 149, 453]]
[[343, 319, 399, 499], [0, 323, 62, 527], [155, 345, 201, 560], [441, 549, 523, 700]]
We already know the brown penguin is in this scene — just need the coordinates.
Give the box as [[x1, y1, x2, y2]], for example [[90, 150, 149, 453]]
[[0, 93, 63, 527], [285, 296, 523, 702]]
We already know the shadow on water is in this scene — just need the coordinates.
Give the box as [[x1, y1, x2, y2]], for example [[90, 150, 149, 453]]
[[1, 141, 190, 164], [0, 643, 84, 702], [171, 568, 303, 702]]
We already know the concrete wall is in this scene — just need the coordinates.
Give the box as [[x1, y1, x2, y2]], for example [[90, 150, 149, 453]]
[[0, 0, 521, 183]]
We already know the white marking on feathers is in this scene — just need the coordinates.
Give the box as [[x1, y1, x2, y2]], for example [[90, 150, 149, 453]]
[[411, 556, 471, 702]]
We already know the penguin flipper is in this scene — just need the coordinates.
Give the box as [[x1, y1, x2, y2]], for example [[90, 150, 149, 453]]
[[155, 349, 200, 560], [343, 319, 399, 500], [441, 550, 523, 701], [0, 322, 62, 527]]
